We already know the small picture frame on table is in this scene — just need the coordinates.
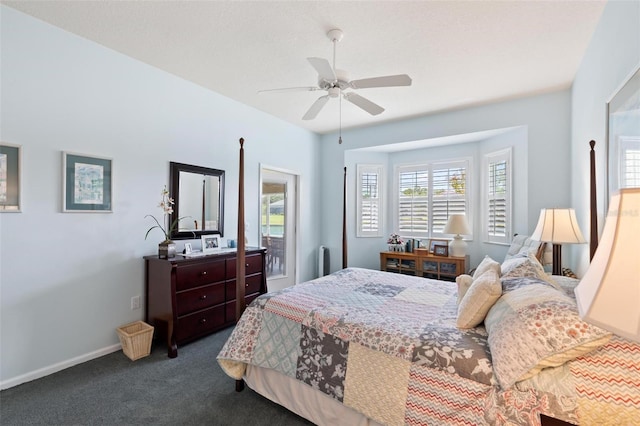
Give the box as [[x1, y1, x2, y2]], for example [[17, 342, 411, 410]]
[[184, 243, 193, 254], [62, 151, 112, 212], [429, 239, 448, 254], [433, 243, 449, 257], [201, 234, 220, 253]]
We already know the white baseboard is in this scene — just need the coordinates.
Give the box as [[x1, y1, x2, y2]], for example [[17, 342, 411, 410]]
[[0, 343, 122, 390]]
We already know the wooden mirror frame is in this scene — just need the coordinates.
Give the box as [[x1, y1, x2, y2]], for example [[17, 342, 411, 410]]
[[169, 161, 225, 240]]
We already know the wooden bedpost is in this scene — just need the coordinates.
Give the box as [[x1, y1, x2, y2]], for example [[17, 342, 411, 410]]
[[236, 137, 246, 320], [235, 137, 246, 393], [589, 140, 598, 260], [342, 166, 347, 269]]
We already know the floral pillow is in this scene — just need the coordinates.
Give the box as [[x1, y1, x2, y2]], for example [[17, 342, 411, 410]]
[[501, 251, 560, 290], [484, 276, 611, 389]]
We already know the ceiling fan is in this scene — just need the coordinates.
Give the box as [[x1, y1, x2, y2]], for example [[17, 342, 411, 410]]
[[259, 28, 412, 121]]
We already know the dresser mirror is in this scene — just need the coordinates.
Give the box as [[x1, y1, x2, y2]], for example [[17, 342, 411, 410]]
[[169, 161, 225, 239]]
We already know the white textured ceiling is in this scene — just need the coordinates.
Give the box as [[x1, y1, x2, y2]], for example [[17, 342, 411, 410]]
[[3, 0, 606, 134]]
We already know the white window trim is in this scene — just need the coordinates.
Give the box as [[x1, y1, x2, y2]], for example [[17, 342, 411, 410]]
[[356, 164, 384, 237], [483, 148, 512, 245]]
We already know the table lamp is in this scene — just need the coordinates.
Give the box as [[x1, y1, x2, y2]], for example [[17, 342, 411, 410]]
[[574, 188, 640, 343], [530, 208, 586, 275], [443, 214, 471, 257]]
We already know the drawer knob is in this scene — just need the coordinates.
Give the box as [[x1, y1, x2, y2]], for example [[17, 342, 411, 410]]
[[201, 271, 207, 276], [245, 283, 249, 287], [199, 318, 207, 324], [245, 263, 249, 268], [199, 295, 207, 300]]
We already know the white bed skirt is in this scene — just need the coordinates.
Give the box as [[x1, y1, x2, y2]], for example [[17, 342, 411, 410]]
[[245, 364, 383, 426]]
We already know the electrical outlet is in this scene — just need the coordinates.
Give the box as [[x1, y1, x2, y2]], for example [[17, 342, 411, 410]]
[[131, 295, 141, 310]]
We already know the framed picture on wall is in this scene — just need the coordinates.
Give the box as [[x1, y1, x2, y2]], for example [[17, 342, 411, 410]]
[[201, 234, 220, 253], [63, 152, 113, 212], [607, 64, 640, 210], [0, 142, 21, 212]]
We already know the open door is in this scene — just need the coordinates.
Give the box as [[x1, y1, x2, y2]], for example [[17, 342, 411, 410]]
[[261, 167, 298, 290]]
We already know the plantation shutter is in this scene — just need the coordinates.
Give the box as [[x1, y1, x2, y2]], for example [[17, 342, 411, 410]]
[[485, 149, 511, 244], [357, 164, 383, 237], [431, 162, 468, 235], [397, 166, 429, 236]]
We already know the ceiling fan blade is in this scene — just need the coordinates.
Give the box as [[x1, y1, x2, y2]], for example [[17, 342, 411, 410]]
[[307, 57, 336, 82], [302, 95, 330, 120], [343, 92, 384, 116], [258, 86, 320, 94], [349, 74, 412, 89]]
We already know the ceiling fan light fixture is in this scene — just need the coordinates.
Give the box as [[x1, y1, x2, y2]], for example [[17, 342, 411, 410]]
[[259, 27, 412, 122]]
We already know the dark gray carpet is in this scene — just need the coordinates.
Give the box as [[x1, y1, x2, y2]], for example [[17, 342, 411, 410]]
[[0, 327, 312, 425]]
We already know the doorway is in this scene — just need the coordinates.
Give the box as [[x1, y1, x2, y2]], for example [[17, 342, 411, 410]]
[[261, 167, 298, 291]]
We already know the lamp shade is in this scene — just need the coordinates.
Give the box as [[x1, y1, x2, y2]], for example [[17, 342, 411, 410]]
[[443, 214, 471, 236], [530, 208, 586, 244], [574, 188, 640, 343]]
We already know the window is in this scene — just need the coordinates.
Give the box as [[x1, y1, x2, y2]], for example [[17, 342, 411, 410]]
[[395, 159, 470, 238], [484, 149, 511, 244], [620, 137, 640, 188], [357, 164, 383, 237]]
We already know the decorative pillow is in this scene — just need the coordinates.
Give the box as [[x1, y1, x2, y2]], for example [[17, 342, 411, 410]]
[[472, 256, 501, 280], [484, 276, 612, 389], [501, 252, 560, 290], [456, 270, 502, 329], [455, 274, 473, 305]]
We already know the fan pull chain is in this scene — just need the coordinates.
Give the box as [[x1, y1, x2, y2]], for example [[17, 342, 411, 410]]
[[332, 30, 342, 144]]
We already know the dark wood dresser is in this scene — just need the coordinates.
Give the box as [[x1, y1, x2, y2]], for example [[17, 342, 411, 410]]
[[144, 247, 267, 358]]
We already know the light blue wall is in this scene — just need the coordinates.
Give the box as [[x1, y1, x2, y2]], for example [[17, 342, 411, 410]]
[[570, 0, 640, 276], [0, 6, 320, 387], [321, 91, 572, 274], [344, 127, 528, 271]]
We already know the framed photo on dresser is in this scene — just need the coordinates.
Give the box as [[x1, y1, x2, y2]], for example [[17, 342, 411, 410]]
[[201, 234, 220, 253]]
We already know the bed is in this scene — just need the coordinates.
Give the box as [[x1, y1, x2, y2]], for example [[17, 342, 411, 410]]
[[217, 140, 640, 425]]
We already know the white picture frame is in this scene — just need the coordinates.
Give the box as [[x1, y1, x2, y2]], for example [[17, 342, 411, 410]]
[[184, 243, 193, 254], [0, 142, 21, 212], [201, 234, 220, 253]]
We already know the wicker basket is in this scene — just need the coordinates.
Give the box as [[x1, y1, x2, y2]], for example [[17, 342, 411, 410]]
[[116, 321, 154, 361]]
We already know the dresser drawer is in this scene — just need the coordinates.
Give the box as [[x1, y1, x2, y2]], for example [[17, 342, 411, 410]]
[[225, 293, 260, 323], [225, 273, 263, 300], [226, 254, 263, 278], [176, 305, 226, 342], [176, 283, 225, 317], [175, 259, 226, 291]]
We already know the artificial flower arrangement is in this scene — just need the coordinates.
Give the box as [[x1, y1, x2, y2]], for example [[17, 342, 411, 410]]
[[145, 186, 185, 242], [387, 233, 404, 245]]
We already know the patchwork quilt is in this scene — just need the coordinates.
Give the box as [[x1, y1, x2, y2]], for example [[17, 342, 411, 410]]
[[217, 268, 639, 426]]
